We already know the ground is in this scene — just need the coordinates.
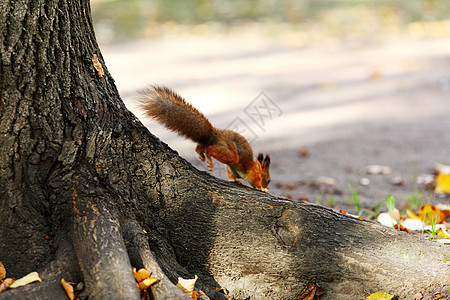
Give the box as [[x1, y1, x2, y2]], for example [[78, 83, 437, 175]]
[[100, 33, 450, 215]]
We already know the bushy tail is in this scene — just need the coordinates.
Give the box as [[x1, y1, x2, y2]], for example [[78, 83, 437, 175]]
[[139, 85, 214, 145]]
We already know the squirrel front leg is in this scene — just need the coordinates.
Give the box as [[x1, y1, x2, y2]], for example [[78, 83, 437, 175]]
[[226, 165, 244, 185]]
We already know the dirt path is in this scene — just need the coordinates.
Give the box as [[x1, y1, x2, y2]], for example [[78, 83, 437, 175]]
[[101, 35, 450, 213]]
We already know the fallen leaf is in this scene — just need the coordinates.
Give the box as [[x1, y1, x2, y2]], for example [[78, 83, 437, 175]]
[[0, 262, 5, 281], [415, 174, 434, 185], [138, 278, 157, 291], [214, 286, 228, 294], [133, 268, 151, 283], [418, 204, 446, 224], [318, 176, 336, 186], [298, 148, 310, 157], [406, 209, 421, 220], [9, 271, 41, 288], [436, 228, 450, 239], [435, 163, 450, 175], [366, 165, 391, 175], [0, 278, 14, 294], [132, 267, 157, 292], [176, 275, 198, 299], [401, 218, 425, 231], [360, 177, 370, 186], [394, 222, 407, 231], [436, 203, 450, 214], [390, 176, 405, 186], [61, 278, 77, 300], [294, 282, 325, 300], [377, 212, 397, 227], [191, 290, 199, 300], [435, 174, 450, 193], [366, 291, 395, 300], [92, 54, 104, 78]]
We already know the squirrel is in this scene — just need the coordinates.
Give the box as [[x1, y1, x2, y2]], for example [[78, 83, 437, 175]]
[[139, 85, 271, 191]]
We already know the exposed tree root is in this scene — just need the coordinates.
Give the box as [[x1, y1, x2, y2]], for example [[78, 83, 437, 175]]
[[69, 172, 140, 300]]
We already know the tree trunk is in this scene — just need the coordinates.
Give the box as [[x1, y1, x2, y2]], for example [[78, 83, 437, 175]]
[[0, 1, 448, 299]]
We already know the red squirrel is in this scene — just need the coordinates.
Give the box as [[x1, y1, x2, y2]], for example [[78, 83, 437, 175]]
[[139, 85, 271, 191]]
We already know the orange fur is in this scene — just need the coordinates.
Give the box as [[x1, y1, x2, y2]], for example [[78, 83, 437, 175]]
[[140, 85, 271, 191]]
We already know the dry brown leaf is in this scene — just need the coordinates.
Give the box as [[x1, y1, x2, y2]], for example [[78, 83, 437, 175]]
[[9, 271, 41, 288], [0, 278, 14, 294], [92, 54, 104, 78], [0, 262, 5, 281], [176, 275, 198, 299], [61, 278, 78, 300], [295, 283, 325, 300]]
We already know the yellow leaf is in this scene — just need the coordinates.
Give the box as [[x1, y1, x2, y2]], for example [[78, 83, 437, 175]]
[[437, 228, 450, 239], [0, 262, 5, 281], [138, 278, 157, 291], [435, 174, 450, 193], [61, 278, 77, 300], [366, 291, 395, 300], [406, 209, 420, 219], [9, 272, 41, 288], [133, 268, 151, 283]]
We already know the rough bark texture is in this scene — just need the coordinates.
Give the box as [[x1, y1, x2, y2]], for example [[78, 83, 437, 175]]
[[0, 1, 449, 299]]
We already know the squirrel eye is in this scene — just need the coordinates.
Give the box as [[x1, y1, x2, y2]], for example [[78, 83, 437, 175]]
[[266, 179, 271, 184]]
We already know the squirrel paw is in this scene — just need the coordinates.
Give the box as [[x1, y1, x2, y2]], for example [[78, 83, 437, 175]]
[[207, 161, 214, 171]]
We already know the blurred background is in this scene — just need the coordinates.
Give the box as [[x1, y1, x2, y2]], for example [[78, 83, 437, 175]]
[[92, 0, 450, 215]]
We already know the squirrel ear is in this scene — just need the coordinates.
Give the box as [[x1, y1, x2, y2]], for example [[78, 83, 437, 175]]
[[263, 154, 271, 168], [257, 153, 264, 163]]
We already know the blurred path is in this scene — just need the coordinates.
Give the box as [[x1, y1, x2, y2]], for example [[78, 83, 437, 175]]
[[101, 35, 450, 210]]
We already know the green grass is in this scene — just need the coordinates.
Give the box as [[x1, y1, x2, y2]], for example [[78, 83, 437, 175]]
[[326, 195, 335, 207], [386, 194, 395, 218], [348, 183, 361, 216], [428, 212, 438, 238], [403, 191, 423, 210]]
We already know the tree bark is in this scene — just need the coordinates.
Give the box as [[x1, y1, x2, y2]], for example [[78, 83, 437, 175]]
[[0, 1, 448, 300]]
